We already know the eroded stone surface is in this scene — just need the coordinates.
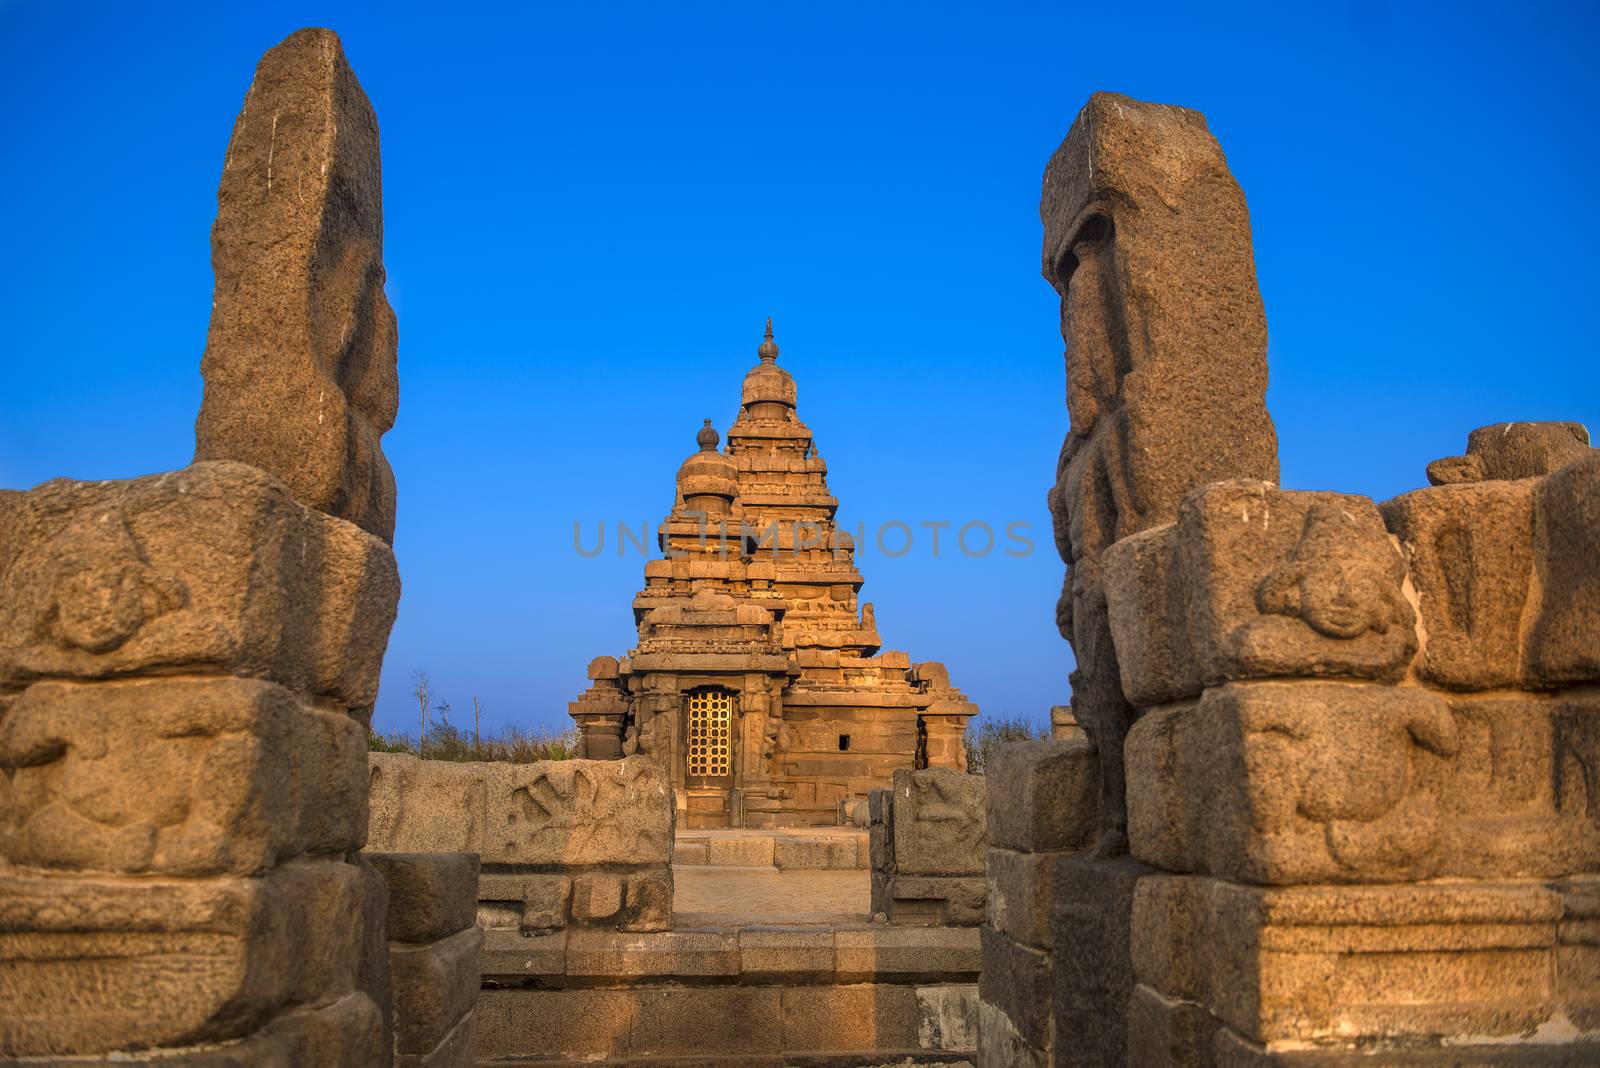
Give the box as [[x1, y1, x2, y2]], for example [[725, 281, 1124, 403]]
[[890, 769, 986, 877], [366, 853, 480, 944], [367, 753, 673, 866], [1381, 480, 1535, 690], [1527, 452, 1600, 685], [0, 859, 370, 1056], [984, 740, 1099, 854], [1426, 421, 1593, 486], [1041, 92, 1279, 848], [1127, 683, 1598, 884], [1131, 874, 1599, 1047], [194, 28, 399, 543], [0, 461, 398, 711]]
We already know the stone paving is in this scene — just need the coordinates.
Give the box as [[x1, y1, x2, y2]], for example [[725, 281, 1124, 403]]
[[672, 864, 871, 926]]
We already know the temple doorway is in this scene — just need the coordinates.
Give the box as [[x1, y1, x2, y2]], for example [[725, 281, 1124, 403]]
[[684, 687, 735, 827]]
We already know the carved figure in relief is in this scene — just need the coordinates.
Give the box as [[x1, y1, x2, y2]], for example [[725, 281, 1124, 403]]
[[1230, 502, 1417, 679], [38, 512, 187, 654], [1254, 503, 1411, 640]]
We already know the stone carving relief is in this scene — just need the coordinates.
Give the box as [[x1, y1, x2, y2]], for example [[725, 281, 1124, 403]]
[[1231, 501, 1416, 677], [1180, 482, 1418, 687], [366, 752, 674, 867], [1130, 683, 1600, 884], [1129, 683, 1459, 884], [0, 464, 398, 710], [1380, 480, 1535, 690], [1040, 94, 1279, 853], [1, 677, 366, 876], [893, 768, 986, 876]]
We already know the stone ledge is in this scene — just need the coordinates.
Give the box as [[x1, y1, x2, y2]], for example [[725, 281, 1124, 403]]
[[479, 925, 981, 987], [474, 982, 978, 1063], [469, 1056, 974, 1067], [674, 831, 872, 871]]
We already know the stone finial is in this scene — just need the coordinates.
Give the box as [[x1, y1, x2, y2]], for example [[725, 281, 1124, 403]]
[[696, 418, 719, 452], [758, 317, 779, 363], [194, 27, 399, 544]]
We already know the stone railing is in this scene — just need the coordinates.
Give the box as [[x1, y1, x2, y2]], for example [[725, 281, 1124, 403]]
[[367, 753, 676, 933]]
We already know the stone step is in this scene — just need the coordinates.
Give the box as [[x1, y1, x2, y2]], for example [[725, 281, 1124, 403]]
[[674, 831, 870, 870], [476, 1050, 976, 1067], [477, 925, 978, 1065], [480, 924, 979, 987], [474, 982, 977, 1065]]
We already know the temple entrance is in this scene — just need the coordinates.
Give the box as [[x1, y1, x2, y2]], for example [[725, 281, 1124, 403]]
[[684, 687, 735, 828]]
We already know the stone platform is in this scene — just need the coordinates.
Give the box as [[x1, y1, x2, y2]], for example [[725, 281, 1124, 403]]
[[675, 828, 871, 870], [476, 923, 979, 1066]]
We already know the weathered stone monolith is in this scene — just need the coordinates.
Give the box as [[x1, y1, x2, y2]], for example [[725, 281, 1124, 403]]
[[194, 26, 399, 544], [1040, 92, 1279, 853], [1, 29, 409, 1064]]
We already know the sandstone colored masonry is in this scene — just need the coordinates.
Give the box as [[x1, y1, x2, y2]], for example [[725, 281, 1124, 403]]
[[870, 768, 988, 927], [194, 25, 400, 544], [474, 923, 983, 1064], [569, 323, 978, 828], [366, 853, 483, 1068], [367, 752, 676, 933], [1041, 93, 1280, 855], [1021, 89, 1600, 1067], [0, 29, 481, 1065], [976, 738, 1099, 1068]]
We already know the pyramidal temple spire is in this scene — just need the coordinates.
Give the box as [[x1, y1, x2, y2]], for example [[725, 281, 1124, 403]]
[[758, 317, 779, 363]]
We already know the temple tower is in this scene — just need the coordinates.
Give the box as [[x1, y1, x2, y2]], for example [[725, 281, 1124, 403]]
[[569, 322, 977, 827]]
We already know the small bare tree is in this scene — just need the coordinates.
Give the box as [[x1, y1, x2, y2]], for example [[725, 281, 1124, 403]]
[[411, 669, 432, 754], [472, 696, 483, 751]]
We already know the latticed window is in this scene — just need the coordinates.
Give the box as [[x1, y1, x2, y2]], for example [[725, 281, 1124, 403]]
[[686, 689, 734, 779]]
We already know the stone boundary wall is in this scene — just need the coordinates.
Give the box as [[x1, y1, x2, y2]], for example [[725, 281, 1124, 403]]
[[675, 830, 870, 869], [367, 753, 675, 933], [366, 853, 483, 1068], [869, 768, 986, 926], [976, 738, 1100, 1068]]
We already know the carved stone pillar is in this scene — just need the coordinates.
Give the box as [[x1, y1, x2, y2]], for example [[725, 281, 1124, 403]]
[[0, 463, 399, 1062], [1, 29, 407, 1064]]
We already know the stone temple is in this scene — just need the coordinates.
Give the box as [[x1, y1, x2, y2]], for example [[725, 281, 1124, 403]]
[[567, 321, 978, 828], [8, 26, 1598, 1068]]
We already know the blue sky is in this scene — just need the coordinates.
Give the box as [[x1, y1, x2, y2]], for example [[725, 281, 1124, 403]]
[[2, 2, 1595, 739]]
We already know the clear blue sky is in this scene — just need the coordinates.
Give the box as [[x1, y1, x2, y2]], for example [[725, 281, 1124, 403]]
[[2, 2, 1595, 739]]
